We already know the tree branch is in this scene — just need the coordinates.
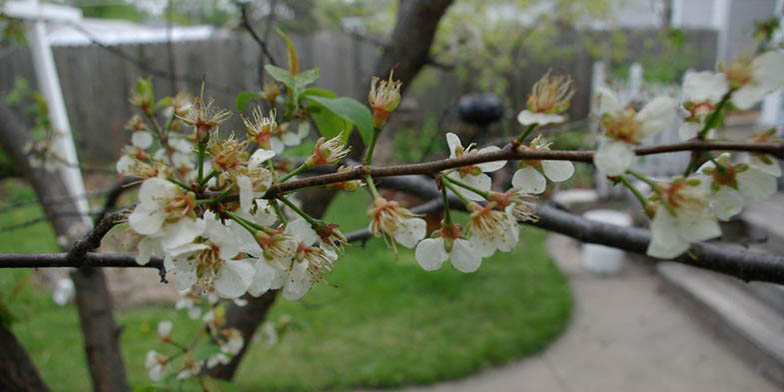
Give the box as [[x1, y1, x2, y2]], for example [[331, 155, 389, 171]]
[[261, 141, 783, 197]]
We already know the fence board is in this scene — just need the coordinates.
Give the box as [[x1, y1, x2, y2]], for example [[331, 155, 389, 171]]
[[0, 28, 717, 164]]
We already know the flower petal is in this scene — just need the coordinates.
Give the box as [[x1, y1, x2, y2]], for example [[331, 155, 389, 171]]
[[594, 140, 634, 177], [541, 160, 574, 182], [450, 239, 482, 273], [160, 218, 206, 250], [282, 130, 302, 146], [395, 217, 427, 248], [282, 261, 311, 300], [285, 218, 318, 245], [415, 238, 448, 271], [214, 260, 254, 298], [517, 110, 565, 126], [709, 187, 743, 221], [677, 209, 720, 243], [446, 132, 462, 158], [678, 122, 700, 141], [732, 84, 768, 110], [475, 146, 507, 172], [749, 154, 781, 177], [636, 96, 676, 139], [136, 236, 162, 265], [237, 175, 254, 213], [647, 209, 690, 259], [248, 260, 277, 297], [459, 173, 492, 201], [128, 205, 165, 235], [132, 131, 153, 149], [468, 234, 496, 258], [596, 87, 622, 115], [682, 71, 729, 103], [737, 167, 777, 202], [512, 166, 546, 194], [249, 149, 276, 168]]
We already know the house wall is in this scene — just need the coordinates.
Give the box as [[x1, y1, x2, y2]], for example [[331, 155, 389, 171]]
[[725, 0, 777, 60]]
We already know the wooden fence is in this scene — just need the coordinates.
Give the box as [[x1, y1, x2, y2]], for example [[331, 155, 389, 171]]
[[0, 28, 717, 164]]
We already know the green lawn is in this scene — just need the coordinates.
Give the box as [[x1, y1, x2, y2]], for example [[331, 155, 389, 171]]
[[0, 182, 572, 391]]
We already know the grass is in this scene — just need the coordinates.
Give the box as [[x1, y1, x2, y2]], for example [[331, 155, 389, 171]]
[[0, 181, 572, 391]]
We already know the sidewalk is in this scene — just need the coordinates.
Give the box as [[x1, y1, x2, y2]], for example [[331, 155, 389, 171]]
[[370, 234, 778, 392]]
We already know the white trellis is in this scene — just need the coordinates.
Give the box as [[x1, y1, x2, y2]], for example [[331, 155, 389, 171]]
[[2, 0, 91, 226]]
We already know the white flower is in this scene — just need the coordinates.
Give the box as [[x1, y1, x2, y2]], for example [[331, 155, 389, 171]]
[[368, 197, 427, 252], [237, 149, 275, 213], [647, 178, 721, 259], [593, 88, 676, 176], [52, 278, 75, 306], [697, 153, 780, 220], [220, 328, 244, 355], [176, 357, 202, 380], [726, 50, 784, 110], [415, 224, 483, 273], [517, 111, 566, 126], [157, 320, 173, 341], [129, 178, 205, 252], [145, 350, 169, 381], [166, 211, 254, 298], [253, 218, 340, 301], [517, 70, 575, 126], [678, 71, 729, 140], [167, 136, 195, 171], [279, 120, 310, 147], [305, 133, 351, 167], [206, 353, 231, 368], [287, 219, 338, 287], [132, 131, 154, 149], [466, 202, 520, 257], [512, 136, 574, 194], [243, 107, 292, 154], [445, 132, 507, 200], [489, 188, 539, 223], [175, 289, 203, 319]]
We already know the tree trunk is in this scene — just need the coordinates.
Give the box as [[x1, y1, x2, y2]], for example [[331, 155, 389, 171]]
[[0, 321, 50, 391], [205, 0, 455, 380], [0, 103, 130, 392]]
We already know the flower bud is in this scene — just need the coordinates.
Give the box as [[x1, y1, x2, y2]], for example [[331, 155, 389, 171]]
[[368, 71, 402, 129], [305, 133, 351, 167]]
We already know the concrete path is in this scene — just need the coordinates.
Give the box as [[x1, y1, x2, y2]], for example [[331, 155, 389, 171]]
[[372, 234, 778, 392]]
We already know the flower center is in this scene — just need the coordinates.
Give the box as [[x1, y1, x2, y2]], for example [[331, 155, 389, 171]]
[[602, 109, 641, 143]]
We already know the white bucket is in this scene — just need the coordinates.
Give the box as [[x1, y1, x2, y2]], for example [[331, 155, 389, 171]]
[[581, 209, 632, 275]]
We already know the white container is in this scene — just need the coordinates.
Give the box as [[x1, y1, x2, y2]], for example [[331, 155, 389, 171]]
[[581, 209, 632, 275]]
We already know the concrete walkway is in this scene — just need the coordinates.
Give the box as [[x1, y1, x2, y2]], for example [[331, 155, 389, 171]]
[[375, 234, 778, 392]]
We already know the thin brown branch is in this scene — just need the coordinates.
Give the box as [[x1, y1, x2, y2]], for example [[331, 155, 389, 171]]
[[240, 2, 278, 68], [264, 141, 784, 197]]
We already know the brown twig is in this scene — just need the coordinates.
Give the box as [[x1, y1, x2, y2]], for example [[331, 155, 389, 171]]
[[263, 141, 783, 197]]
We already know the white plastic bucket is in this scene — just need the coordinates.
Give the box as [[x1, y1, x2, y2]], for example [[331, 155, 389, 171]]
[[582, 209, 632, 275]]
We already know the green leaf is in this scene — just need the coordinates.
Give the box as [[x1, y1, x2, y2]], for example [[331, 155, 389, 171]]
[[265, 65, 295, 89], [235, 91, 262, 111], [301, 88, 337, 98], [303, 96, 373, 144], [294, 68, 319, 90], [155, 97, 172, 109], [308, 102, 353, 140]]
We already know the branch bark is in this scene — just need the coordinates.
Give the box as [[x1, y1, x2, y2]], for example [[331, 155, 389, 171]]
[[0, 322, 50, 392], [0, 103, 130, 392]]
